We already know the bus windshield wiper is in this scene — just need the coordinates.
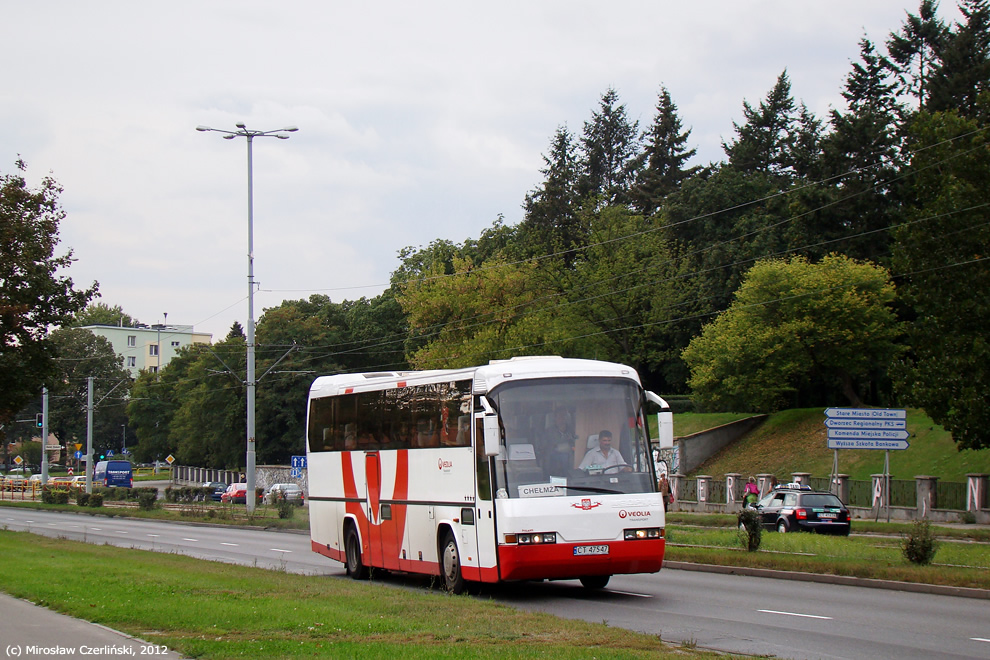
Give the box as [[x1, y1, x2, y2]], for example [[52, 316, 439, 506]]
[[557, 485, 622, 494]]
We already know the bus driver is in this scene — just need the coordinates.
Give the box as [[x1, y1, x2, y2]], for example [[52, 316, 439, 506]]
[[578, 429, 631, 473]]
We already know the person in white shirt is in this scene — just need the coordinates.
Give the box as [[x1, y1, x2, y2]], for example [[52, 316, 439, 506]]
[[578, 429, 631, 473]]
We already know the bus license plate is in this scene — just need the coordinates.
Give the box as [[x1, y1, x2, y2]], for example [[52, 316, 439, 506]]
[[573, 545, 609, 556]]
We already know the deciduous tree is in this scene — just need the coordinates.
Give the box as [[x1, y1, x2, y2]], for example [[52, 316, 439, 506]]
[[0, 160, 96, 438], [683, 255, 902, 412]]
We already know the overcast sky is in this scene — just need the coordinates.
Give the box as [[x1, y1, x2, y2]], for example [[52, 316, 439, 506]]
[[2, 1, 958, 341]]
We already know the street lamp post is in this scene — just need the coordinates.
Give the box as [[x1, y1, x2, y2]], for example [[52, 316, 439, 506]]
[[196, 122, 298, 513]]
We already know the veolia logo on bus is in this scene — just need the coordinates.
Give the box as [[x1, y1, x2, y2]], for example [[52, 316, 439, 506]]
[[437, 458, 453, 471], [619, 509, 652, 519]]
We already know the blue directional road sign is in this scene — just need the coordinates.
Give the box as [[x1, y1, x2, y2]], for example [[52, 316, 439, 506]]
[[291, 455, 307, 469], [825, 407, 906, 420], [824, 407, 909, 450], [825, 417, 906, 430]]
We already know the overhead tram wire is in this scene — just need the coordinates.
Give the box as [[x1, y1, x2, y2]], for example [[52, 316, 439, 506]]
[[259, 124, 990, 299], [185, 191, 990, 379], [242, 125, 990, 362], [132, 126, 990, 382]]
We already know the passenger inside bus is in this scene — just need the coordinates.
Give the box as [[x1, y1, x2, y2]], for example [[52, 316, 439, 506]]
[[579, 429, 632, 473], [541, 407, 577, 477]]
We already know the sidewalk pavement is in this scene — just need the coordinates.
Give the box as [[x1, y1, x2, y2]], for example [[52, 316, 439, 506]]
[[0, 592, 184, 659]]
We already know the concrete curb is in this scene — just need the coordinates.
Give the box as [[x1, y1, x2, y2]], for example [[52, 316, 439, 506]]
[[663, 560, 990, 600]]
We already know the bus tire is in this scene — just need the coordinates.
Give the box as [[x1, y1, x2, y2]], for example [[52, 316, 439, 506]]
[[344, 525, 368, 580], [439, 531, 465, 594], [579, 575, 610, 590]]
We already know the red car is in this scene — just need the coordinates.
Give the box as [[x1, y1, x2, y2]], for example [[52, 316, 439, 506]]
[[220, 482, 248, 504]]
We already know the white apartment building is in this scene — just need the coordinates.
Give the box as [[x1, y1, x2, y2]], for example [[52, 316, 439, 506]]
[[82, 324, 212, 377]]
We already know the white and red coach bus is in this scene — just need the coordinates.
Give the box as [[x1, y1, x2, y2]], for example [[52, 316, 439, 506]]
[[306, 356, 673, 593]]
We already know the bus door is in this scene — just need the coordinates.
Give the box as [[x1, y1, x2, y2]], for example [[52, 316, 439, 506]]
[[472, 413, 499, 581], [364, 451, 403, 571], [364, 452, 385, 568]]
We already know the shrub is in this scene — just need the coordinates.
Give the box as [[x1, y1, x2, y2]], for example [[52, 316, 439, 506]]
[[76, 492, 90, 507], [737, 509, 762, 551], [88, 493, 103, 507], [902, 519, 939, 565], [53, 489, 70, 505], [41, 486, 56, 504], [138, 491, 158, 511], [276, 496, 295, 519]]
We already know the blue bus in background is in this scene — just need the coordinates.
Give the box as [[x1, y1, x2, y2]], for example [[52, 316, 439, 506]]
[[94, 460, 133, 488]]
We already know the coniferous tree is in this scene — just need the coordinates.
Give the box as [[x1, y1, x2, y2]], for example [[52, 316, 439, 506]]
[[822, 38, 903, 263], [723, 71, 796, 177], [887, 0, 948, 109], [521, 126, 581, 263], [578, 88, 641, 206], [630, 85, 699, 218], [788, 104, 827, 181], [927, 0, 990, 117], [892, 102, 990, 450]]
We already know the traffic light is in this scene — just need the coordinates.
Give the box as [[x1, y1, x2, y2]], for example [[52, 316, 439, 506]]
[[35, 413, 43, 428]]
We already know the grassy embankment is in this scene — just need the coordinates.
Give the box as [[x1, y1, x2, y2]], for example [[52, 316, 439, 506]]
[[0, 530, 718, 660]]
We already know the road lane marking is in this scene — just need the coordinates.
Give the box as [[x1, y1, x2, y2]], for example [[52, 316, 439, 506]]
[[270, 548, 293, 553], [606, 589, 652, 598], [221, 542, 239, 546], [147, 534, 159, 538], [973, 638, 990, 643], [758, 609, 832, 620], [183, 538, 199, 542]]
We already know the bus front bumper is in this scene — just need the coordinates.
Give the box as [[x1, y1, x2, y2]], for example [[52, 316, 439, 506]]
[[496, 538, 665, 581]]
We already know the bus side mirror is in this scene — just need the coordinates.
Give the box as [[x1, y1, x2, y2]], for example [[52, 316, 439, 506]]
[[483, 415, 501, 457], [646, 391, 674, 450]]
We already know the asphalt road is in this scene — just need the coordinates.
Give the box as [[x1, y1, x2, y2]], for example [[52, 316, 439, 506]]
[[2, 508, 989, 659]]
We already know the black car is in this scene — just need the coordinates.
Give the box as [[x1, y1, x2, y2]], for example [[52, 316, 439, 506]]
[[757, 484, 851, 536], [202, 481, 228, 502]]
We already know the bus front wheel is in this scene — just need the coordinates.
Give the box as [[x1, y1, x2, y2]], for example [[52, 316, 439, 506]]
[[440, 532, 466, 594], [345, 526, 368, 580], [580, 575, 610, 589]]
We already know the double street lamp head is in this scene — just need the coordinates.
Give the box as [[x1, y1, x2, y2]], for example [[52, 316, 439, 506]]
[[196, 123, 299, 140]]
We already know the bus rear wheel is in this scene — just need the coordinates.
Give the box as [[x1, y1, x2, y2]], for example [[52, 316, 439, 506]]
[[440, 532, 466, 594], [579, 575, 610, 589], [345, 526, 368, 580]]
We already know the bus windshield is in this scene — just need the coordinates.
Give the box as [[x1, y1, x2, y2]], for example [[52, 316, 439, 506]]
[[489, 377, 656, 498]]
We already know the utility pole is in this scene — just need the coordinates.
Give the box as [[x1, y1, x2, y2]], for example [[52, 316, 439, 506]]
[[41, 387, 49, 483], [86, 377, 94, 494]]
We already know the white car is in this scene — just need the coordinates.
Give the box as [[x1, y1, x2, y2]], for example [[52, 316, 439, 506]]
[[263, 483, 305, 505]]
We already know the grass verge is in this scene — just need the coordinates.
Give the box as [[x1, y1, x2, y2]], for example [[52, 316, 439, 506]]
[[0, 530, 719, 660], [0, 498, 309, 531], [666, 521, 990, 590]]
